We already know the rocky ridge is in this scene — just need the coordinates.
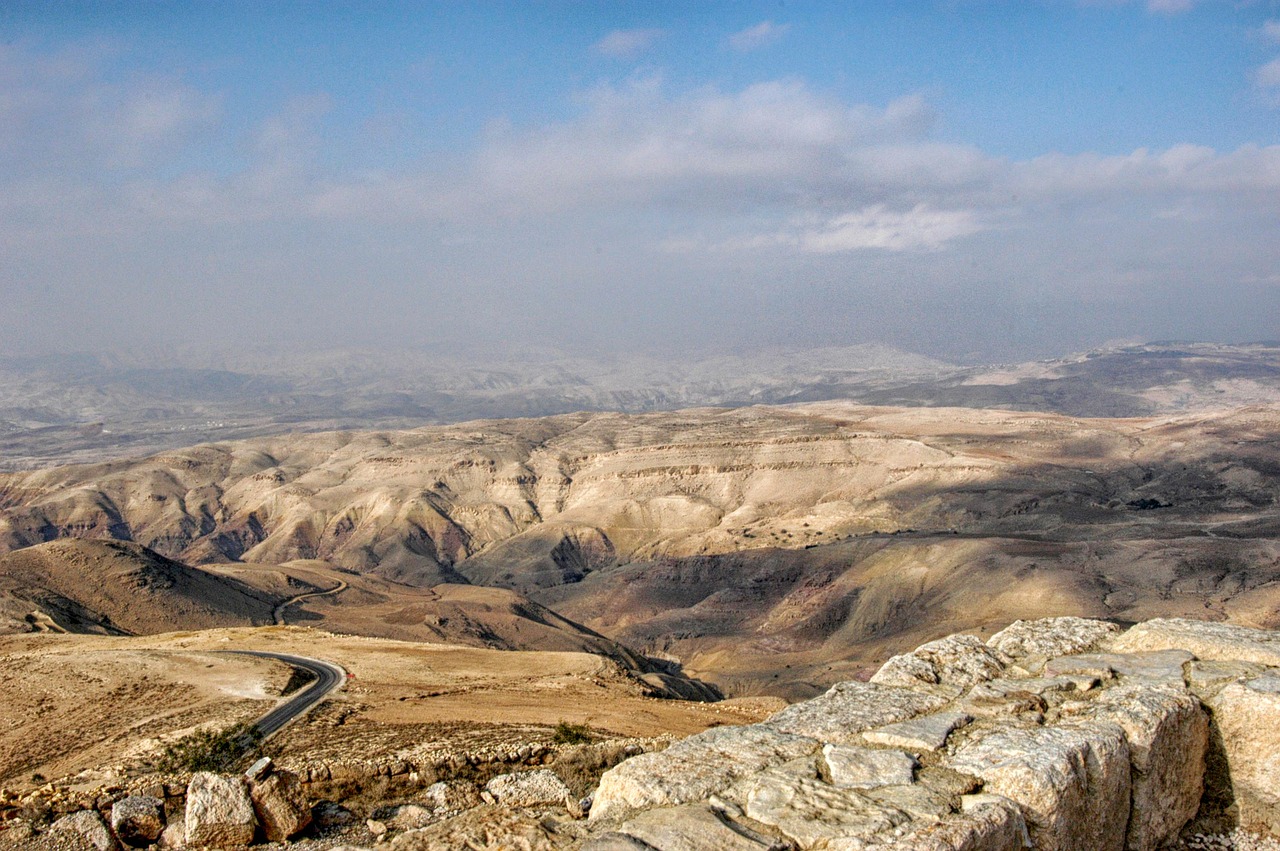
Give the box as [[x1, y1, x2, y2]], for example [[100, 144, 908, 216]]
[[576, 616, 1280, 851], [18, 616, 1280, 849]]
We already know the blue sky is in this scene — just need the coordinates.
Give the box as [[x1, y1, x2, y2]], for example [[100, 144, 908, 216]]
[[2, 1, 1279, 361]]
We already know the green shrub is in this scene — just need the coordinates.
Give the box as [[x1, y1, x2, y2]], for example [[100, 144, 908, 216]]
[[155, 723, 263, 773], [552, 721, 594, 745]]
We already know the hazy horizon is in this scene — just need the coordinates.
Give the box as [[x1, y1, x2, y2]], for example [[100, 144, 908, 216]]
[[3, 1, 1279, 363]]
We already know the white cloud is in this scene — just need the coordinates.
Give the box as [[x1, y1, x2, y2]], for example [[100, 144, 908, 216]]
[[793, 205, 985, 252], [726, 21, 790, 52], [591, 28, 665, 59], [1260, 20, 1280, 45], [1256, 57, 1280, 91]]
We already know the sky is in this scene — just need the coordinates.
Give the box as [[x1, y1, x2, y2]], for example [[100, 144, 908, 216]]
[[2, 1, 1279, 364]]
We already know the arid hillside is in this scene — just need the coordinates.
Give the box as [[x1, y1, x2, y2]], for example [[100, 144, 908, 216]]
[[1, 402, 1278, 694]]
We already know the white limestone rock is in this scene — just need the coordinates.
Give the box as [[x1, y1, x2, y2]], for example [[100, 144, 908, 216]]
[[589, 724, 821, 824], [617, 803, 784, 851], [421, 779, 482, 815], [765, 681, 951, 744], [864, 711, 972, 752], [249, 768, 312, 842], [849, 794, 1029, 851], [871, 634, 1010, 691], [1185, 659, 1267, 697], [948, 722, 1131, 851], [823, 744, 917, 789], [48, 810, 116, 851], [988, 617, 1121, 661], [1206, 675, 1280, 835], [185, 771, 257, 848], [1112, 618, 1280, 667], [1045, 649, 1193, 685], [1062, 682, 1209, 850], [485, 769, 572, 808], [745, 773, 913, 848]]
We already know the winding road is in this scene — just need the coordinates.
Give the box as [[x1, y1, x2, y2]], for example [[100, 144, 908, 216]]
[[221, 651, 347, 739], [272, 577, 349, 625]]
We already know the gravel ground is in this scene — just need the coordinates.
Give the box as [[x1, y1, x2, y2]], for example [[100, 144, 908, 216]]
[[1179, 831, 1280, 850]]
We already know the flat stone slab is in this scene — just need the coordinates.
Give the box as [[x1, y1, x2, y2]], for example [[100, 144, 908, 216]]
[[1045, 650, 1192, 684], [863, 710, 972, 752], [1186, 659, 1268, 697], [765, 681, 951, 745], [1112, 618, 1280, 667], [856, 794, 1028, 851], [823, 744, 916, 789], [746, 773, 914, 848], [590, 724, 821, 824], [616, 804, 782, 851], [988, 617, 1121, 661]]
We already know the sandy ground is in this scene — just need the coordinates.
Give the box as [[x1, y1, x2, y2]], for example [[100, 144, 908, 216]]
[[0, 626, 781, 791]]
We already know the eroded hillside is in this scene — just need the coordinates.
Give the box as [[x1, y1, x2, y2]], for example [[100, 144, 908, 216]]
[[1, 403, 1278, 694]]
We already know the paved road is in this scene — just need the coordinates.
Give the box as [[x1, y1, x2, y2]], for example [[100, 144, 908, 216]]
[[221, 651, 347, 739]]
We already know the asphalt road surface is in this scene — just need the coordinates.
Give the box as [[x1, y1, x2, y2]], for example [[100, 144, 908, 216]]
[[221, 651, 347, 739]]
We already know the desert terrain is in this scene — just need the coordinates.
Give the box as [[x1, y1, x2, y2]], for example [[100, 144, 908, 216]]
[[0, 626, 779, 797], [0, 346, 1275, 848], [1, 393, 1278, 700]]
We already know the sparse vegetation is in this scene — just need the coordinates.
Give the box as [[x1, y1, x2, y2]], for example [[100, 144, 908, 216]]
[[552, 721, 594, 745], [154, 722, 263, 773]]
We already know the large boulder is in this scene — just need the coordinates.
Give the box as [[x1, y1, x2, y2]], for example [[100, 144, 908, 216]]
[[249, 768, 312, 841], [871, 634, 1009, 691], [948, 722, 1131, 851], [1063, 682, 1209, 850], [47, 810, 116, 851], [1205, 674, 1280, 835], [110, 795, 165, 846], [589, 724, 820, 824], [185, 771, 257, 848], [1112, 618, 1280, 667]]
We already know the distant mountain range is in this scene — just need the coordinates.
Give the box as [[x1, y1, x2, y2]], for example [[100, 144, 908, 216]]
[[1, 341, 1277, 470]]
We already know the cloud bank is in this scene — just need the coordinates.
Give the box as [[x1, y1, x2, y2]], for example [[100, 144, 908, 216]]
[[1, 43, 1277, 361]]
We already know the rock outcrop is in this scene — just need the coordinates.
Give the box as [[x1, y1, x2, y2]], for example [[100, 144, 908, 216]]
[[584, 617, 1280, 850], [184, 771, 257, 848]]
